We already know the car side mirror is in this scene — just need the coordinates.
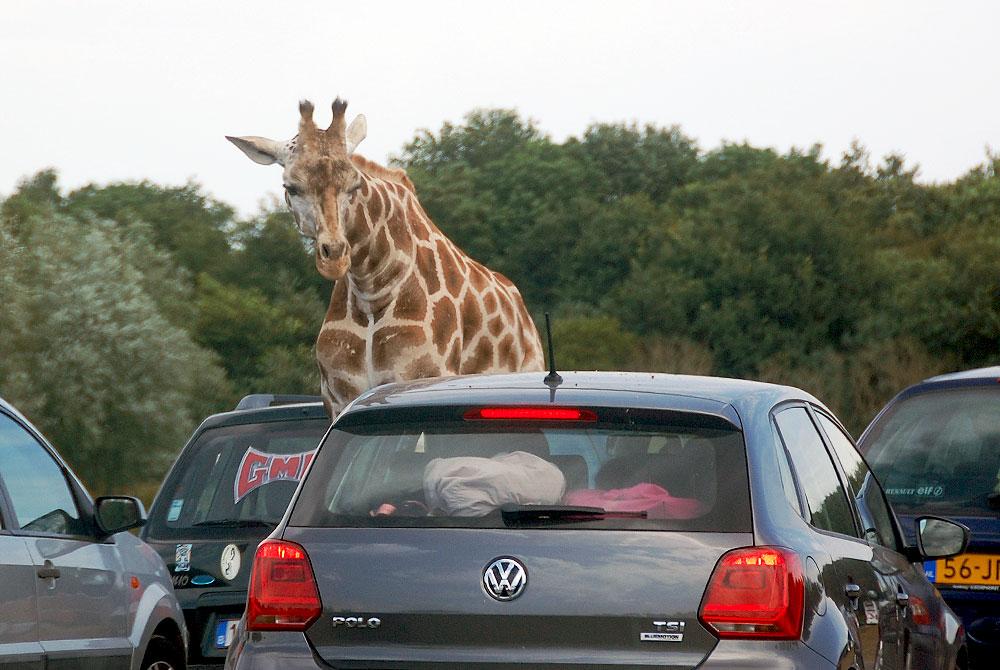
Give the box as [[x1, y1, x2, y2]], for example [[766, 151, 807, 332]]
[[95, 496, 147, 537], [915, 516, 969, 560]]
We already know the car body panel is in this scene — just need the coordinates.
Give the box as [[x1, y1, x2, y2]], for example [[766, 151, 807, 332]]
[[0, 534, 45, 669], [116, 530, 190, 670], [27, 534, 132, 670], [286, 526, 750, 668]]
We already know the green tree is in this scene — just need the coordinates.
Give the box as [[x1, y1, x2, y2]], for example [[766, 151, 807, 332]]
[[193, 274, 322, 394], [0, 174, 230, 494], [64, 180, 234, 278]]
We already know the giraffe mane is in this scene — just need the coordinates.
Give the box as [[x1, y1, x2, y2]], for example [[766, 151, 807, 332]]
[[350, 154, 416, 193]]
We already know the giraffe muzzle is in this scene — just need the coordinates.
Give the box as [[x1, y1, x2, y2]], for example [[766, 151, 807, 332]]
[[320, 240, 347, 261], [316, 240, 351, 280]]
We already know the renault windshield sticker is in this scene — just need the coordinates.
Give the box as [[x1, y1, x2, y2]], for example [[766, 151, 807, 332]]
[[885, 485, 945, 497], [167, 499, 184, 522], [175, 543, 192, 572], [234, 446, 318, 503]]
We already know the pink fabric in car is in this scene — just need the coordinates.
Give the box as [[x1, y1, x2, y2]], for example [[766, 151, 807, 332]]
[[563, 483, 706, 519]]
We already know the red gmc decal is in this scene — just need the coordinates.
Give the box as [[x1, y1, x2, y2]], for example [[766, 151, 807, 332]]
[[233, 447, 317, 503]]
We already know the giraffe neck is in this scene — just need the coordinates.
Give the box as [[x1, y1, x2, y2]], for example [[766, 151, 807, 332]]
[[344, 176, 418, 314]]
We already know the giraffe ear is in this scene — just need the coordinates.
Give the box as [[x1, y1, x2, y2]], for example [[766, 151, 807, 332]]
[[226, 135, 290, 166], [346, 114, 367, 154]]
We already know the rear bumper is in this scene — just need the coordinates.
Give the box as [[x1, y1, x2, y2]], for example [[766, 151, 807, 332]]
[[178, 589, 247, 664], [226, 633, 835, 669], [697, 640, 835, 668]]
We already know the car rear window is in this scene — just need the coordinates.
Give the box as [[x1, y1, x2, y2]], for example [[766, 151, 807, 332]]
[[862, 387, 1000, 516], [146, 419, 330, 539], [290, 408, 751, 532]]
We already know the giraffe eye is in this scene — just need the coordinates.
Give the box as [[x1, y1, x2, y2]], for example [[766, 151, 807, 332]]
[[284, 184, 301, 197]]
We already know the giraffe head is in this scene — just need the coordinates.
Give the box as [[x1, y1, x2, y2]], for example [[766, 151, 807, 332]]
[[227, 99, 368, 280]]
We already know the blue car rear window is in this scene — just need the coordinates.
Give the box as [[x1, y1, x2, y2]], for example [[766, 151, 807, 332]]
[[863, 387, 1000, 517]]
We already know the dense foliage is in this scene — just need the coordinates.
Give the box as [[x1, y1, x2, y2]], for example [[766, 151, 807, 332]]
[[1, 110, 997, 496], [397, 112, 998, 427]]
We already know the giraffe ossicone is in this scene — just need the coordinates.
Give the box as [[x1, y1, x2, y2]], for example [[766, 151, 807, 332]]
[[228, 98, 545, 416]]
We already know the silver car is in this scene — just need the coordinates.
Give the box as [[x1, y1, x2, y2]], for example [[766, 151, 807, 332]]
[[0, 396, 188, 670], [226, 372, 967, 669]]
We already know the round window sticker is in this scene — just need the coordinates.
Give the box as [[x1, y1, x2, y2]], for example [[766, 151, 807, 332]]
[[220, 544, 241, 581]]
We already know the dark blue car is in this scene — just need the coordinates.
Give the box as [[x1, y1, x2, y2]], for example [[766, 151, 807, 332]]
[[858, 366, 1000, 668]]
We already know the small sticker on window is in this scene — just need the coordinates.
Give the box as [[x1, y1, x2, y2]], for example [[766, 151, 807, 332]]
[[175, 544, 192, 572], [167, 499, 184, 522], [885, 486, 945, 497], [233, 447, 318, 503], [863, 599, 879, 625]]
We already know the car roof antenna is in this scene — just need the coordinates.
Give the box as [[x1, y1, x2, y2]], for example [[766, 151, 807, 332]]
[[543, 313, 562, 391]]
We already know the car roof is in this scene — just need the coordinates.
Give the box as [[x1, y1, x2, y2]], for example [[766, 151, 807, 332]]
[[922, 365, 1000, 383], [0, 396, 30, 422], [196, 401, 329, 431], [0, 396, 48, 439], [342, 371, 816, 428]]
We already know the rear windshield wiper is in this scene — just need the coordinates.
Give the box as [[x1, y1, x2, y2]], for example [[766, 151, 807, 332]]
[[192, 518, 277, 528], [500, 504, 647, 525]]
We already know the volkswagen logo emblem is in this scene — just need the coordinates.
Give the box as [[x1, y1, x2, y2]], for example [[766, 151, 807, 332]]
[[483, 557, 527, 601]]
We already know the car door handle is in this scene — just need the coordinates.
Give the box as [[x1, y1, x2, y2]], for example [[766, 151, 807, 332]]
[[37, 561, 61, 580], [844, 583, 861, 599], [896, 590, 909, 608]]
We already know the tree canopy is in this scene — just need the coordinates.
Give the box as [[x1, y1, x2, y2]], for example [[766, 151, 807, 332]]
[[1, 110, 997, 497]]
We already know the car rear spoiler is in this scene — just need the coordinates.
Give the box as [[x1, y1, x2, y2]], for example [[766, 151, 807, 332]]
[[234, 394, 324, 411]]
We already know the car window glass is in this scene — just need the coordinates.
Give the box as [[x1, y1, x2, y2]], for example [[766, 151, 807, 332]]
[[816, 413, 897, 550], [145, 419, 330, 540], [774, 407, 857, 537], [771, 425, 805, 517], [0, 414, 86, 536], [862, 387, 1000, 516], [291, 416, 753, 533]]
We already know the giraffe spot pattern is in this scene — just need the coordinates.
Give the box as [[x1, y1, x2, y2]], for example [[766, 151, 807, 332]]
[[461, 290, 483, 346], [488, 315, 505, 338], [317, 328, 367, 375], [438, 241, 463, 298], [432, 298, 458, 356], [415, 245, 440, 295], [393, 271, 427, 322], [331, 376, 362, 405], [405, 353, 440, 379], [372, 325, 426, 370], [350, 293, 368, 328], [462, 336, 494, 374], [483, 289, 498, 315], [326, 280, 348, 321]]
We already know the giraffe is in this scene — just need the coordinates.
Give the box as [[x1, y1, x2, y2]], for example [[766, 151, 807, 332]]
[[228, 99, 544, 415]]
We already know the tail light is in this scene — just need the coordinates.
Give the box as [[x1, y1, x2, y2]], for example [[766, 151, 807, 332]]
[[246, 539, 322, 631], [908, 595, 932, 626], [464, 407, 597, 421], [698, 546, 804, 640]]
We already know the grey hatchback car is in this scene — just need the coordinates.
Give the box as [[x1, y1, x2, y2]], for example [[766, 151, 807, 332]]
[[226, 372, 969, 669], [0, 397, 188, 670]]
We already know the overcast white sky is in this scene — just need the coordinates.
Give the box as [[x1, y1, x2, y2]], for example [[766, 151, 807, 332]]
[[2, 1, 997, 216]]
